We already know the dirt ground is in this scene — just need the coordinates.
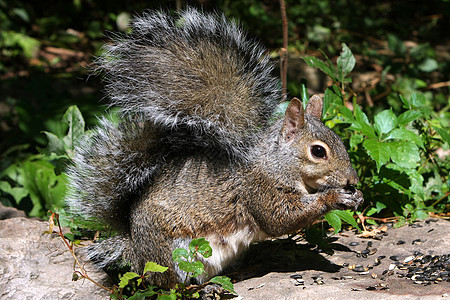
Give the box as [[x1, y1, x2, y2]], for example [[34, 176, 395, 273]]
[[232, 218, 450, 299]]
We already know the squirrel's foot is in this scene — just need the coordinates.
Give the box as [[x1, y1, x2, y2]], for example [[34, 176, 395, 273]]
[[332, 186, 364, 211]]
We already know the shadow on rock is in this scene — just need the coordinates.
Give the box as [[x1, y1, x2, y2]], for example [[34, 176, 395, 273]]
[[227, 238, 353, 281]]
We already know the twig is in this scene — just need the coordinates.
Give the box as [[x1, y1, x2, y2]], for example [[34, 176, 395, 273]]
[[48, 212, 114, 293], [425, 81, 450, 90], [279, 0, 288, 100]]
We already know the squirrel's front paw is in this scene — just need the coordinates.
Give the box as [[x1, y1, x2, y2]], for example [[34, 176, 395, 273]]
[[332, 186, 364, 211]]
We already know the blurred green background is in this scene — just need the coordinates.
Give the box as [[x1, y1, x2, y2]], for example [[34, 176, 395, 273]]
[[0, 0, 448, 226]]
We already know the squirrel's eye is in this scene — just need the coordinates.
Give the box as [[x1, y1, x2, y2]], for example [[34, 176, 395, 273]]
[[311, 145, 327, 159]]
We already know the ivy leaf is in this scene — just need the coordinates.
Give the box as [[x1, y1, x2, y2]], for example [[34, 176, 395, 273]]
[[210, 276, 236, 294], [389, 141, 420, 169], [324, 211, 341, 233], [386, 128, 424, 149], [374, 109, 397, 135], [363, 140, 391, 172], [337, 43, 355, 77], [143, 262, 168, 274]]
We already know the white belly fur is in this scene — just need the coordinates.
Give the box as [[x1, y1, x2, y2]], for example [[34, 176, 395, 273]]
[[172, 226, 267, 283]]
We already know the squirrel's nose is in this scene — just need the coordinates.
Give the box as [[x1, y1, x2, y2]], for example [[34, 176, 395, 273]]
[[346, 168, 359, 186]]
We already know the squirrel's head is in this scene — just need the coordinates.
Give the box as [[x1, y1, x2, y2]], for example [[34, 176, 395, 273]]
[[278, 95, 359, 194]]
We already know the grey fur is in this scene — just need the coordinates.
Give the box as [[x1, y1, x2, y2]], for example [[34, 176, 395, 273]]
[[66, 9, 363, 288]]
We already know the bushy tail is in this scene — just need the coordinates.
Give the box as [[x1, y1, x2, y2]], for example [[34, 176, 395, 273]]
[[67, 8, 281, 267], [97, 8, 280, 160]]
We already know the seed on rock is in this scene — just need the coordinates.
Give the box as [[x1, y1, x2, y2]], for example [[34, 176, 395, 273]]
[[351, 288, 363, 291], [404, 256, 414, 263], [412, 239, 423, 245], [353, 265, 366, 272], [366, 286, 376, 290], [378, 255, 386, 260], [290, 274, 303, 279], [293, 279, 305, 286], [369, 248, 378, 255], [371, 273, 378, 279], [367, 241, 373, 247], [361, 249, 370, 255], [342, 262, 349, 267], [350, 242, 359, 246], [389, 264, 397, 271], [397, 240, 405, 245], [341, 276, 353, 280], [359, 271, 370, 275], [390, 256, 399, 261]]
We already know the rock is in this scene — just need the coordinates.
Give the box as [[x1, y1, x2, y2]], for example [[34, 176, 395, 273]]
[[0, 203, 26, 220], [233, 218, 450, 299], [0, 217, 110, 300]]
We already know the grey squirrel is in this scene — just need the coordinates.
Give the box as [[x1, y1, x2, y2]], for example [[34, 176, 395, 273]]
[[66, 8, 364, 288]]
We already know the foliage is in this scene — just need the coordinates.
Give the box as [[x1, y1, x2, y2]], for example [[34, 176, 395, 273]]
[[0, 106, 87, 218], [115, 238, 235, 299], [303, 43, 448, 229]]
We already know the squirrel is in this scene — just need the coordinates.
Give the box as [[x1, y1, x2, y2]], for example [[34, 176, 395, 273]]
[[66, 8, 364, 288]]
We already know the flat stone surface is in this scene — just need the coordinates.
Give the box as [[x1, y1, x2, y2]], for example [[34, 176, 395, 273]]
[[0, 217, 109, 300], [233, 218, 450, 299], [1, 216, 448, 299]]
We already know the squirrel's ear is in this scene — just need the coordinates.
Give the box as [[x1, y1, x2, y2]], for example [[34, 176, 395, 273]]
[[305, 95, 323, 120], [281, 97, 305, 142]]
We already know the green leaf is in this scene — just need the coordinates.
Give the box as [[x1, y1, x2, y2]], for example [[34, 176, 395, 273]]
[[189, 238, 212, 258], [376, 202, 387, 212], [334, 210, 361, 231], [337, 43, 355, 77], [127, 288, 159, 300], [374, 109, 397, 135], [387, 34, 406, 55], [41, 131, 66, 156], [363, 140, 391, 172], [418, 58, 438, 72], [156, 293, 177, 300], [399, 95, 410, 108], [433, 126, 450, 145], [386, 128, 424, 149], [350, 134, 364, 148], [62, 105, 85, 154], [389, 141, 420, 169], [119, 272, 140, 288], [210, 276, 236, 294], [409, 93, 426, 109], [172, 248, 189, 263], [397, 110, 423, 126], [302, 56, 337, 81], [324, 211, 341, 233], [0, 180, 29, 204], [351, 103, 376, 138], [143, 262, 168, 274], [323, 87, 343, 117], [178, 260, 204, 278]]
